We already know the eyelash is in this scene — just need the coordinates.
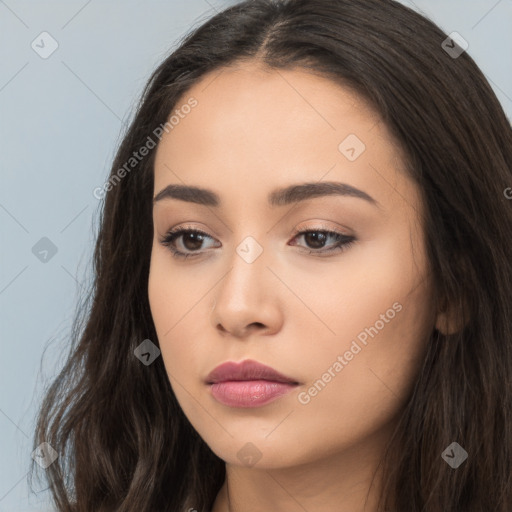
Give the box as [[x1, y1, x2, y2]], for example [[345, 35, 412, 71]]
[[159, 225, 356, 260]]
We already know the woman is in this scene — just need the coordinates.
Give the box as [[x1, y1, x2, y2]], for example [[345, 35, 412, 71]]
[[33, 0, 512, 510]]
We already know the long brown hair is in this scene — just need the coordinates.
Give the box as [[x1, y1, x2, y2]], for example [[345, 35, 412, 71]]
[[33, 0, 512, 510]]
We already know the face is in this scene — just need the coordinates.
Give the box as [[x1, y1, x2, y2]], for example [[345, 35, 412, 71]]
[[148, 61, 438, 470]]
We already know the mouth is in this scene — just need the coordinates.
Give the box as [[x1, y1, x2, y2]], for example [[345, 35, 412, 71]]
[[205, 359, 300, 408]]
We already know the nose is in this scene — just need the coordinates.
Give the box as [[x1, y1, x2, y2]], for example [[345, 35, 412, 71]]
[[209, 243, 283, 339]]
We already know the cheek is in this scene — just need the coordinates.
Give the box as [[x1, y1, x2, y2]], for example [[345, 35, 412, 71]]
[[147, 249, 211, 384], [253, 300, 432, 469], [148, 245, 201, 339], [278, 253, 432, 456]]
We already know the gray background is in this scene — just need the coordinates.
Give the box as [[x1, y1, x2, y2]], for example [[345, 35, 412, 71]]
[[1, 1, 511, 510]]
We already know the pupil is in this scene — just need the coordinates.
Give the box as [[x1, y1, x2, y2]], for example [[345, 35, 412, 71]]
[[183, 233, 204, 251], [305, 232, 326, 249]]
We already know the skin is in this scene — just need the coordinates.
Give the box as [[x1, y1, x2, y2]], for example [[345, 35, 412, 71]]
[[148, 60, 455, 512]]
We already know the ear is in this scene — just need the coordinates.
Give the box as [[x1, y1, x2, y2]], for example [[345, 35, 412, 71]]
[[434, 293, 469, 335]]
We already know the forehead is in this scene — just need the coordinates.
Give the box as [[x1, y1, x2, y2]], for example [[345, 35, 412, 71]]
[[159, 62, 382, 154], [153, 61, 419, 216]]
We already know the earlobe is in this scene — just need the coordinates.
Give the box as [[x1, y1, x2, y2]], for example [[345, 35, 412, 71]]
[[434, 254, 471, 335], [434, 294, 469, 335]]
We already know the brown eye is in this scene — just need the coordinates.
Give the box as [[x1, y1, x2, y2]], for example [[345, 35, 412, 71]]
[[160, 228, 219, 259], [179, 231, 206, 251], [159, 227, 356, 260], [303, 231, 329, 249], [289, 229, 356, 256]]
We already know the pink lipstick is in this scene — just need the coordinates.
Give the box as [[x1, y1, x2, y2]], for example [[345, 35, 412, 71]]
[[205, 359, 299, 408]]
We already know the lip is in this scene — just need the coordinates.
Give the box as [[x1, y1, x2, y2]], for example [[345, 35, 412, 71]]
[[205, 359, 300, 408], [206, 359, 299, 384]]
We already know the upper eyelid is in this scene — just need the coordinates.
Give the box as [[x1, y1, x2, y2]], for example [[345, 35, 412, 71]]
[[162, 226, 352, 247], [165, 218, 351, 235], [165, 225, 349, 238]]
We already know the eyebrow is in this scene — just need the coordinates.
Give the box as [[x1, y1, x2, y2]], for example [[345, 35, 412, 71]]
[[153, 181, 382, 209]]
